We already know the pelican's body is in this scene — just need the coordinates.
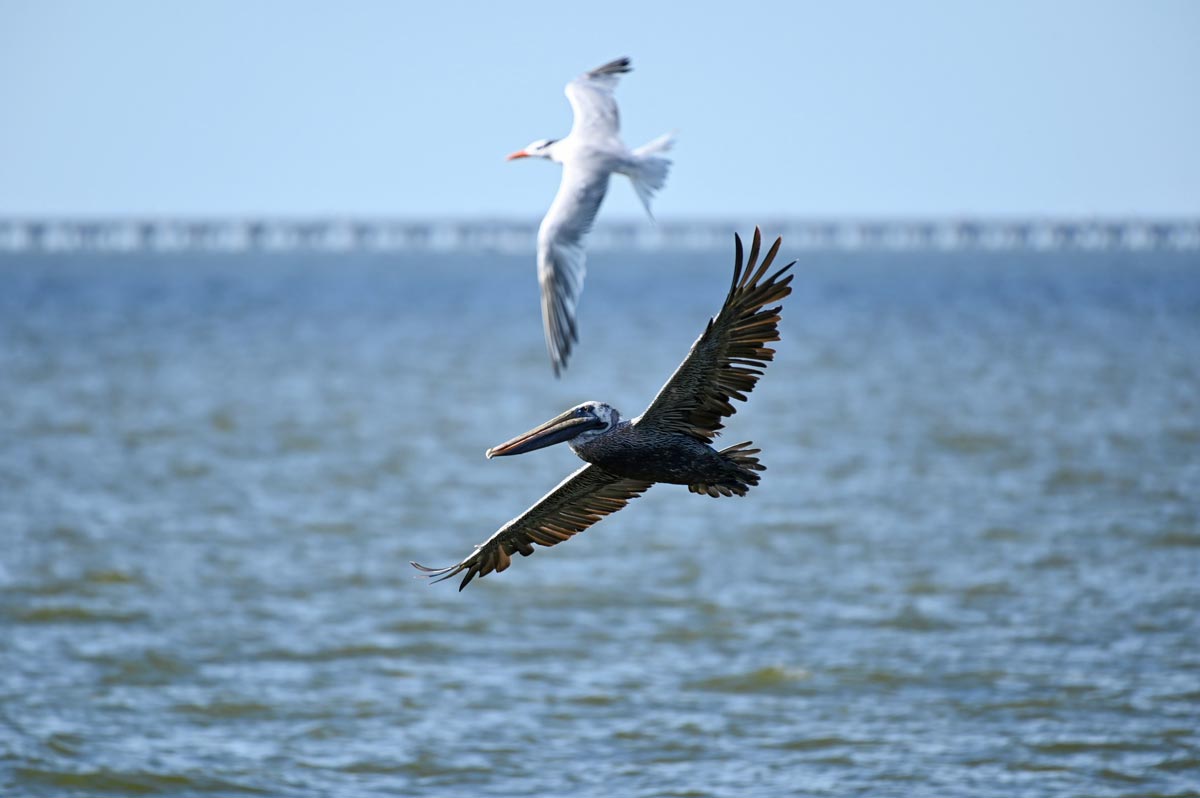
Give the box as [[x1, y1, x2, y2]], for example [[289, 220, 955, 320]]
[[507, 57, 675, 375], [566, 419, 761, 495], [414, 229, 792, 590]]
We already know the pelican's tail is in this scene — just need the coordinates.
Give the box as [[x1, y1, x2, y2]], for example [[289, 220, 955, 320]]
[[626, 132, 675, 219], [688, 441, 764, 498]]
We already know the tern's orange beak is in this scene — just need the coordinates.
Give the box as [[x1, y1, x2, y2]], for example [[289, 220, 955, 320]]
[[505, 150, 530, 161]]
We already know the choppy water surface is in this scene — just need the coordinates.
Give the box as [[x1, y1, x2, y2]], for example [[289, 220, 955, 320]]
[[1, 246, 1198, 797]]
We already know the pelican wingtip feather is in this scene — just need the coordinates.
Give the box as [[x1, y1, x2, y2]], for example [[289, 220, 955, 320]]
[[411, 560, 477, 591]]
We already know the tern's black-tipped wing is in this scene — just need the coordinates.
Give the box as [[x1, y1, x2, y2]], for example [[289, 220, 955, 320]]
[[565, 57, 631, 139], [537, 163, 609, 376], [412, 464, 653, 590], [636, 228, 794, 444]]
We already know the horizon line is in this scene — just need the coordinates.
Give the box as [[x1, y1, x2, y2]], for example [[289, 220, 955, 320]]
[[3, 216, 1198, 253]]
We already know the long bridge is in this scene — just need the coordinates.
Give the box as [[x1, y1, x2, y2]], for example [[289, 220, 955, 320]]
[[1, 217, 1198, 253]]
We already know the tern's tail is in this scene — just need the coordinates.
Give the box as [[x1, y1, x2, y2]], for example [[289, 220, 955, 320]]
[[626, 132, 675, 219]]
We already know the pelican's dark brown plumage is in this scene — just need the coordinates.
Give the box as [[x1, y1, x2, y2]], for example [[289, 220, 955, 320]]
[[412, 228, 794, 590]]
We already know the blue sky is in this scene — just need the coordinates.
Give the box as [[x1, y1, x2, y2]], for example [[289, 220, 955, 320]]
[[2, 0, 1198, 218]]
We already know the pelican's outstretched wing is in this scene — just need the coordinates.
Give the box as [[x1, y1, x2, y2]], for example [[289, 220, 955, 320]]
[[636, 228, 794, 444], [537, 162, 609, 375], [412, 464, 653, 591], [565, 57, 630, 140]]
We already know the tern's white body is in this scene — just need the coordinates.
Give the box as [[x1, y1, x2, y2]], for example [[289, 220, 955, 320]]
[[508, 57, 674, 375]]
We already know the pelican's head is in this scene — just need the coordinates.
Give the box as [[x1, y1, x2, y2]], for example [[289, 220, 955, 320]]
[[506, 138, 558, 162], [486, 401, 620, 459]]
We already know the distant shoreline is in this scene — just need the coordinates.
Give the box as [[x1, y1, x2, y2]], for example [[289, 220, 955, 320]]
[[2, 217, 1198, 253]]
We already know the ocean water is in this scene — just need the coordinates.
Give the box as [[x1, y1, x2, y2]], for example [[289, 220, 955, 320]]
[[1, 244, 1198, 797]]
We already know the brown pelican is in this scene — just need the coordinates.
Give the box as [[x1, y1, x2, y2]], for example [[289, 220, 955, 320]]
[[506, 56, 675, 376], [413, 228, 792, 590]]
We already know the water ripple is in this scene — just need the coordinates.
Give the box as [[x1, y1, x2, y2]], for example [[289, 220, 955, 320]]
[[2, 249, 1198, 797]]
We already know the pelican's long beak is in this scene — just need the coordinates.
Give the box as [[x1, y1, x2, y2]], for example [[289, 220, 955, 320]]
[[505, 150, 530, 161], [486, 409, 603, 459]]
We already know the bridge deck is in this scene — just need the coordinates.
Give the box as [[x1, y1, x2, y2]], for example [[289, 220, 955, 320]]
[[1, 218, 1198, 252]]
